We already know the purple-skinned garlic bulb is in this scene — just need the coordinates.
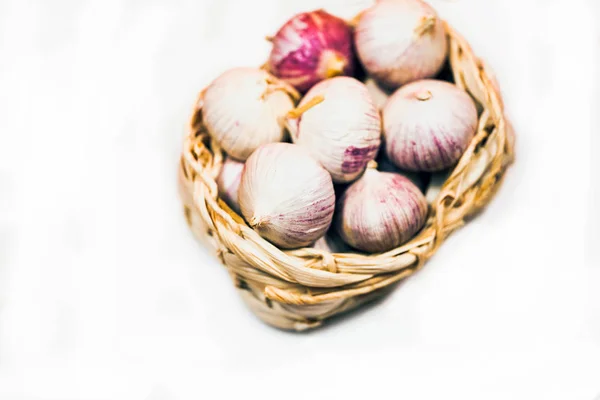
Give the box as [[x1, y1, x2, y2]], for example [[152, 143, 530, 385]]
[[203, 67, 297, 161], [288, 76, 381, 184], [334, 165, 428, 253], [355, 0, 448, 89], [268, 9, 355, 93], [383, 79, 478, 172], [216, 156, 244, 214], [238, 143, 335, 249]]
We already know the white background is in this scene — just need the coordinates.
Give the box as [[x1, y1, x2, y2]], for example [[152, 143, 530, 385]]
[[0, 0, 598, 399]]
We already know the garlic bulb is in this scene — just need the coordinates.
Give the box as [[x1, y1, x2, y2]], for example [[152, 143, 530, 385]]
[[288, 76, 381, 183], [268, 9, 355, 93], [238, 143, 335, 249], [355, 0, 448, 89], [383, 79, 478, 172], [203, 67, 296, 161], [216, 156, 244, 214], [334, 167, 428, 253]]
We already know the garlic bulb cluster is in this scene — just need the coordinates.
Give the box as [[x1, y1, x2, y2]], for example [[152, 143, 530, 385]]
[[201, 0, 483, 255], [203, 67, 296, 161], [216, 156, 244, 214], [334, 167, 428, 253], [355, 0, 448, 89], [238, 143, 335, 249], [383, 79, 478, 172], [268, 9, 355, 93], [289, 77, 381, 183]]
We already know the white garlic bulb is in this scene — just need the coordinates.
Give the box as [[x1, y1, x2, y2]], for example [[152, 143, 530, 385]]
[[216, 156, 244, 214], [383, 79, 478, 172], [238, 143, 335, 249], [335, 167, 428, 253], [288, 76, 381, 183], [355, 0, 448, 89], [203, 67, 296, 161]]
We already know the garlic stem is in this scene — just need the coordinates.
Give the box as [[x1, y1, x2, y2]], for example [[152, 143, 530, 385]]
[[414, 15, 437, 37], [262, 78, 301, 101], [287, 95, 325, 119], [324, 53, 346, 78], [416, 90, 432, 101], [249, 215, 268, 228]]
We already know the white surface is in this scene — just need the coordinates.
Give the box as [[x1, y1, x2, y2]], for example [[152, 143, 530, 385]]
[[0, 0, 598, 399]]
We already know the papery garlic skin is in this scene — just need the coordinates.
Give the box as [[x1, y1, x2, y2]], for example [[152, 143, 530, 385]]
[[335, 168, 428, 253], [238, 143, 335, 249], [355, 0, 448, 89], [383, 79, 478, 172], [269, 9, 355, 93], [216, 156, 244, 214], [203, 68, 295, 161], [290, 77, 381, 184]]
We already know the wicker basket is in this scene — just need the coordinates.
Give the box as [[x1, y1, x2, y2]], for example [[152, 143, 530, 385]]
[[178, 21, 515, 331]]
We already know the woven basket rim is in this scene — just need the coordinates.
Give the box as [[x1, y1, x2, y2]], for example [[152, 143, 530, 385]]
[[179, 19, 514, 330]]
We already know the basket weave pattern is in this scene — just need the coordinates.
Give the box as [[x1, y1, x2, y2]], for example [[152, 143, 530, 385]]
[[178, 22, 514, 331]]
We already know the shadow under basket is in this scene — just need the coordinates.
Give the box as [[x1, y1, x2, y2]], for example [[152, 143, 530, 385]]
[[178, 22, 515, 331]]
